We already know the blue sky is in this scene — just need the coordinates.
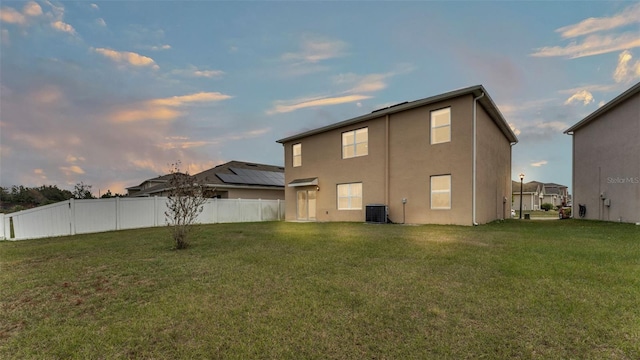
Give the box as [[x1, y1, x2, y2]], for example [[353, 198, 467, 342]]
[[1, 1, 639, 195]]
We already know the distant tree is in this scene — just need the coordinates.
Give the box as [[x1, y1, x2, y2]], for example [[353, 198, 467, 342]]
[[99, 190, 125, 198], [38, 185, 73, 203], [73, 182, 95, 199], [164, 161, 207, 250]]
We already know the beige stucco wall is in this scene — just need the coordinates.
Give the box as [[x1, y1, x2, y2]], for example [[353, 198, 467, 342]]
[[282, 94, 512, 225], [476, 102, 513, 223], [226, 188, 284, 200], [387, 96, 473, 225], [283, 115, 387, 222], [572, 92, 640, 223]]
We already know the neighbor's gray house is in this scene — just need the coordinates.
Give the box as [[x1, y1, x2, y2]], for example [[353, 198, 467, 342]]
[[127, 161, 285, 200], [512, 181, 568, 210], [512, 181, 543, 211], [564, 82, 639, 224], [541, 183, 569, 207], [276, 85, 518, 225], [126, 174, 175, 197]]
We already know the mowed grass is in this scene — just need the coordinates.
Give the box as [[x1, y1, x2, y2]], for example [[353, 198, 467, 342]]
[[1, 220, 639, 359]]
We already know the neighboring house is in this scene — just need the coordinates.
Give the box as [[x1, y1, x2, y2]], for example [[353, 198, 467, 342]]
[[276, 85, 518, 225], [512, 181, 568, 210], [564, 82, 640, 224], [542, 183, 569, 207], [126, 174, 176, 197], [512, 181, 543, 211], [128, 161, 285, 200]]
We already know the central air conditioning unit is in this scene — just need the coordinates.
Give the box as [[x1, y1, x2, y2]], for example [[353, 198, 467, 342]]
[[365, 204, 388, 224]]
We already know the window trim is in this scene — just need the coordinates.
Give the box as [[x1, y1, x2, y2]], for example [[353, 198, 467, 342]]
[[292, 143, 302, 167], [430, 107, 451, 145], [430, 174, 451, 210], [342, 127, 368, 159], [337, 182, 363, 210]]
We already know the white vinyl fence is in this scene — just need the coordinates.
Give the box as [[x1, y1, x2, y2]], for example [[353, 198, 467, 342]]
[[1, 197, 285, 241]]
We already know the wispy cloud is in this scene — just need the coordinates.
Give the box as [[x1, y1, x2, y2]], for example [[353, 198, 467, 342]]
[[556, 3, 640, 38], [531, 160, 548, 167], [93, 47, 159, 70], [60, 165, 85, 175], [509, 123, 521, 136], [23, 1, 43, 17], [613, 50, 640, 83], [150, 92, 232, 107], [267, 94, 372, 115], [0, 7, 27, 24], [150, 44, 171, 51], [111, 92, 233, 122], [96, 18, 106, 27], [282, 35, 348, 64], [51, 20, 76, 35], [531, 33, 640, 59], [531, 3, 640, 58], [268, 64, 413, 115], [533, 121, 569, 132], [171, 65, 225, 78], [564, 90, 594, 105]]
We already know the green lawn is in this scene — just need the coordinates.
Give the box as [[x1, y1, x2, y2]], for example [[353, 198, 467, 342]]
[[1, 220, 639, 359]]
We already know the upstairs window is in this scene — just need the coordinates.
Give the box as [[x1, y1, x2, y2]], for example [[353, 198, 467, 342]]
[[292, 143, 302, 167], [431, 108, 451, 144], [337, 183, 362, 210], [342, 128, 368, 159], [431, 175, 451, 209]]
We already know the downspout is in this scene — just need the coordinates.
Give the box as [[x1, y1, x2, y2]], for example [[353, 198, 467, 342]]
[[472, 91, 485, 226]]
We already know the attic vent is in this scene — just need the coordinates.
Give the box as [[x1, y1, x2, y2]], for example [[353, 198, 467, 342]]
[[246, 163, 258, 167], [365, 204, 388, 224]]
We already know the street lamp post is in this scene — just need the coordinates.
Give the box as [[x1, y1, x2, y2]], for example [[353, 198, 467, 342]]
[[519, 173, 525, 219]]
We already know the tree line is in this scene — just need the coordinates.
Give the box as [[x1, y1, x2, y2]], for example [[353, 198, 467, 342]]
[[0, 183, 125, 213]]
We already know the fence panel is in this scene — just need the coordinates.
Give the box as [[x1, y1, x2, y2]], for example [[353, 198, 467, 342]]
[[6, 201, 71, 240], [2, 197, 285, 241], [119, 197, 156, 230], [74, 199, 117, 234], [261, 200, 280, 221]]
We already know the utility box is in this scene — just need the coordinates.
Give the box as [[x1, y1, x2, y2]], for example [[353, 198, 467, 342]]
[[365, 204, 388, 224]]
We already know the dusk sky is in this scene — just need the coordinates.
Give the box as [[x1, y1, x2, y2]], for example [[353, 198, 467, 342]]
[[1, 1, 639, 195]]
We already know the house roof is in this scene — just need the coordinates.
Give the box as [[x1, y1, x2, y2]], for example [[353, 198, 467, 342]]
[[276, 85, 519, 144], [131, 161, 284, 197], [125, 173, 177, 191], [564, 81, 640, 134], [512, 181, 539, 193], [512, 180, 568, 195]]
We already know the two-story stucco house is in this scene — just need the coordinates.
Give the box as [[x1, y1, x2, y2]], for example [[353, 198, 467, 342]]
[[564, 82, 640, 224], [276, 85, 518, 225]]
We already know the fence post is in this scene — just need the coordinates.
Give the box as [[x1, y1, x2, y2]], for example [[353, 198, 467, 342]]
[[213, 198, 220, 224], [154, 196, 158, 227], [69, 199, 76, 236], [0, 213, 4, 240], [115, 197, 121, 230]]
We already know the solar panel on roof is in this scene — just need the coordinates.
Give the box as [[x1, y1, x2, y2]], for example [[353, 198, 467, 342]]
[[217, 168, 285, 186]]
